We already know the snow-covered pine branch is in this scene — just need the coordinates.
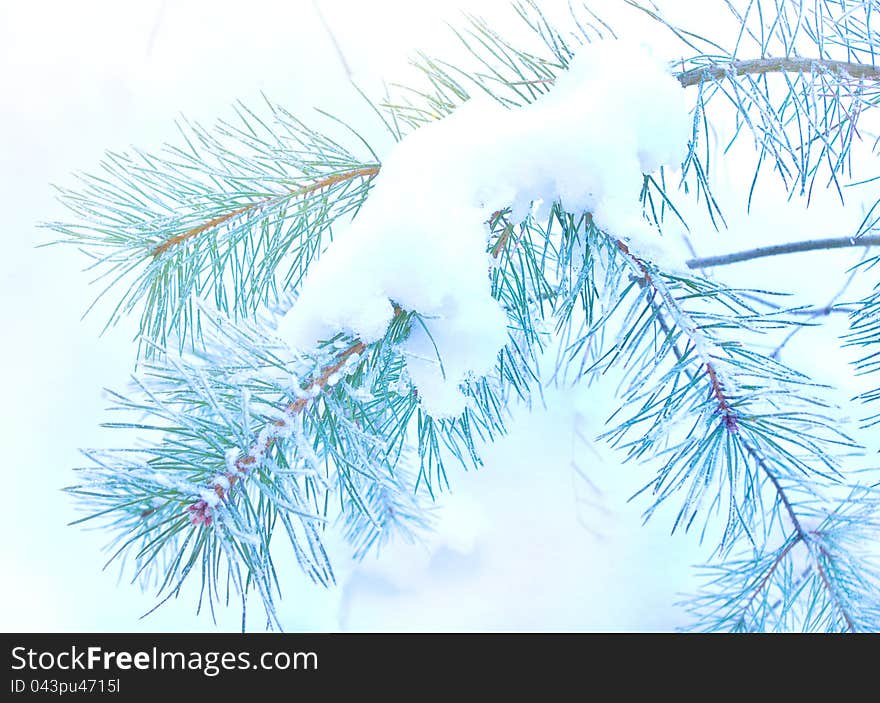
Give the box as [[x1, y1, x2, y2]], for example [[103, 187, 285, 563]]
[[50, 0, 880, 631]]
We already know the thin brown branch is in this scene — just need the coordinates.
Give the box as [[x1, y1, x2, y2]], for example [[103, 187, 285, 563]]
[[771, 250, 869, 360], [150, 166, 380, 258], [677, 57, 880, 88], [509, 57, 880, 91], [153, 205, 253, 258], [686, 234, 880, 269], [233, 339, 367, 479], [739, 535, 802, 623], [619, 240, 740, 431], [740, 438, 804, 535], [187, 339, 367, 525]]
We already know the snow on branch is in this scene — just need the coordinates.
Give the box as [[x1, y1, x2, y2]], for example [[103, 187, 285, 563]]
[[276, 40, 690, 417], [51, 0, 880, 632]]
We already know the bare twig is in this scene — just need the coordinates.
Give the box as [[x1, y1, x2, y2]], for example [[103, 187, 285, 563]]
[[685, 234, 880, 269], [510, 56, 880, 90], [677, 57, 880, 88], [771, 250, 870, 360]]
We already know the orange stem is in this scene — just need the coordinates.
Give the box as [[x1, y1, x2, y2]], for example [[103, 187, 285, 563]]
[[151, 166, 379, 258]]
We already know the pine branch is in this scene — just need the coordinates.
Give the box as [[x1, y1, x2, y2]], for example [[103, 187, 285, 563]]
[[615, 239, 861, 631], [689, 486, 880, 632], [186, 338, 368, 526], [48, 102, 381, 358], [740, 441, 858, 631], [54, 0, 880, 632], [50, 0, 880, 358], [183, 213, 518, 526], [151, 166, 379, 259]]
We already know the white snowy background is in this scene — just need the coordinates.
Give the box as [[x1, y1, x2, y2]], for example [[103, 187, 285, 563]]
[[1, 0, 875, 631]]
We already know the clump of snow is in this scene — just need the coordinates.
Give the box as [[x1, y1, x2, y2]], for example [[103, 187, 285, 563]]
[[276, 40, 690, 417]]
